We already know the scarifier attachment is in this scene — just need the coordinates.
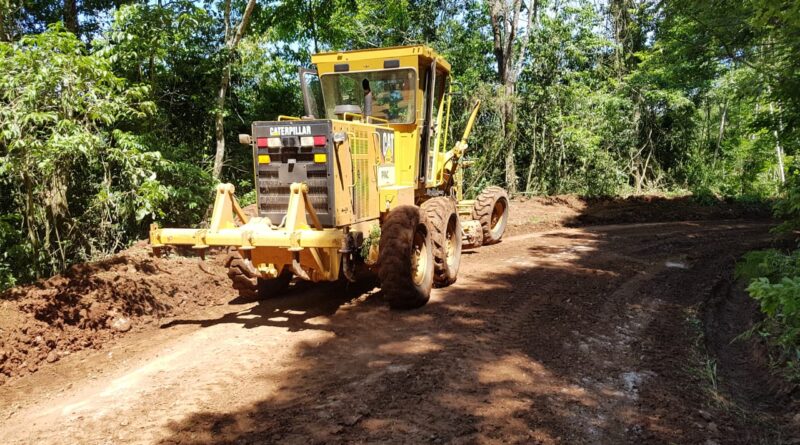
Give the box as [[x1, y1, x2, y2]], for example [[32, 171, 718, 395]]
[[149, 183, 343, 282]]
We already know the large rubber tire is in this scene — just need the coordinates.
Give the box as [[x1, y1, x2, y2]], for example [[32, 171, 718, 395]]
[[224, 250, 292, 299], [421, 197, 462, 287], [471, 186, 509, 245], [378, 206, 434, 310]]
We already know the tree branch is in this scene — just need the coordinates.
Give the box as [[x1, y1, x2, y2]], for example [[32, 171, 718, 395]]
[[231, 0, 257, 49]]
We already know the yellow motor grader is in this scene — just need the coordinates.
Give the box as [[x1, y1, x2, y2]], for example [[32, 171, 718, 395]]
[[149, 45, 509, 309]]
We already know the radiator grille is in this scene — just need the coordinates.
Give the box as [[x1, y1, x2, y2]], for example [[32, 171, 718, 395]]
[[257, 165, 331, 223], [351, 130, 370, 220]]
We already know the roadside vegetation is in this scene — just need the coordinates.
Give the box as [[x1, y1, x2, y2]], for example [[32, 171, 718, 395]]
[[1, 0, 799, 317], [737, 247, 800, 383], [737, 172, 800, 383]]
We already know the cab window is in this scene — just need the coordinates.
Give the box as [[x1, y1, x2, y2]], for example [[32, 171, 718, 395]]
[[320, 69, 417, 124]]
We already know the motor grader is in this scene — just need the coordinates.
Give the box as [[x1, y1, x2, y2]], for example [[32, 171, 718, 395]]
[[149, 45, 509, 309]]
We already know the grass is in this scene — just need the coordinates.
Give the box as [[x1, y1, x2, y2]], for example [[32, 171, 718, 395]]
[[683, 306, 732, 408], [682, 307, 788, 443]]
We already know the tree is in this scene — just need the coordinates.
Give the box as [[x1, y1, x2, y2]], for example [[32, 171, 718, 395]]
[[1, 0, 133, 39], [212, 0, 257, 179], [489, 0, 536, 194], [0, 26, 161, 281]]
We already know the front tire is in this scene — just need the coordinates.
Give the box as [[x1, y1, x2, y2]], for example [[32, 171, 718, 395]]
[[471, 186, 509, 245], [378, 206, 434, 309], [421, 197, 462, 287]]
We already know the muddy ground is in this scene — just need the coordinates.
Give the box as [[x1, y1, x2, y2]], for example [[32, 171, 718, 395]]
[[1, 195, 797, 444]]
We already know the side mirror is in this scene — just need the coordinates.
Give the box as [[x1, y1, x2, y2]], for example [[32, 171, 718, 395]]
[[238, 134, 252, 145], [448, 80, 465, 97]]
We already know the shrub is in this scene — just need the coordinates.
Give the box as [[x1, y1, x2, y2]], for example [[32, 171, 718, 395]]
[[0, 25, 162, 287], [737, 249, 800, 380]]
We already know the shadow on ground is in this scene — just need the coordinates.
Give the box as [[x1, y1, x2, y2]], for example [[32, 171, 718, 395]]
[[161, 279, 380, 333], [150, 216, 797, 445]]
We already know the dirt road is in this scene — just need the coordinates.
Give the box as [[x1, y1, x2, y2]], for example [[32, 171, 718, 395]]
[[1, 208, 795, 444]]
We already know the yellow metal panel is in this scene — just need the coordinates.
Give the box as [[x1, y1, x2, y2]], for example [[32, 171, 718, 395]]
[[151, 226, 343, 249], [394, 130, 419, 187], [250, 246, 341, 282], [258, 154, 271, 164], [332, 120, 382, 224], [379, 186, 415, 212], [331, 131, 354, 226], [312, 45, 451, 74], [313, 153, 327, 163]]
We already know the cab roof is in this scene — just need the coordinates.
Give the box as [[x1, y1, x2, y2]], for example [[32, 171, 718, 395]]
[[311, 45, 451, 75]]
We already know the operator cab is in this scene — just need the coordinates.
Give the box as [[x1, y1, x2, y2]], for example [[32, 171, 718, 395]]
[[302, 46, 452, 185]]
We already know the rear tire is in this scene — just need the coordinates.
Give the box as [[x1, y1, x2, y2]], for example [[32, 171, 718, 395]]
[[471, 186, 509, 245], [421, 197, 462, 287], [225, 250, 292, 299], [378, 206, 434, 309]]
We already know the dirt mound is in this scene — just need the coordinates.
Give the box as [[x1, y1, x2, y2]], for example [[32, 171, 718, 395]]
[[505, 194, 586, 235], [0, 243, 233, 385]]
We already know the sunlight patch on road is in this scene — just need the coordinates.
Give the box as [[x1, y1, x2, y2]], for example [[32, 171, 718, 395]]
[[665, 260, 689, 269], [437, 353, 599, 445], [377, 336, 443, 354], [304, 315, 331, 325], [55, 343, 194, 418]]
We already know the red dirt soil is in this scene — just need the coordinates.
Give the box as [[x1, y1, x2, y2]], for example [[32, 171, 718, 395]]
[[0, 194, 795, 445], [0, 244, 232, 383], [505, 194, 769, 235]]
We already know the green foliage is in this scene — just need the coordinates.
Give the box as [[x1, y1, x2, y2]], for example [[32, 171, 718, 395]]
[[774, 161, 800, 233], [0, 25, 163, 286], [3, 0, 799, 290], [748, 276, 800, 338], [737, 250, 800, 283], [95, 1, 221, 167], [94, 2, 221, 225], [360, 225, 381, 260], [737, 249, 800, 380]]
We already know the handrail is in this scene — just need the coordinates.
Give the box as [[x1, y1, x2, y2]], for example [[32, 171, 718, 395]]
[[278, 115, 301, 121], [367, 115, 389, 124], [342, 112, 364, 122], [340, 112, 390, 125], [459, 100, 481, 146]]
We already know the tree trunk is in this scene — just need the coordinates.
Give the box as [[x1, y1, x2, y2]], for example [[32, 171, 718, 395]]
[[769, 102, 785, 183], [211, 0, 258, 180], [308, 0, 319, 53], [213, 66, 231, 179], [0, 7, 9, 41], [63, 0, 78, 34], [504, 83, 518, 194], [489, 0, 535, 196], [609, 0, 630, 78], [525, 112, 537, 193], [715, 100, 727, 156]]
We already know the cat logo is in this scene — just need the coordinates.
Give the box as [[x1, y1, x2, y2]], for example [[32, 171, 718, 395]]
[[269, 125, 311, 136], [378, 129, 394, 163]]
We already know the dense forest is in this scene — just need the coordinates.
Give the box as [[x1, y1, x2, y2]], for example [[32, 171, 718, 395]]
[[1, 0, 799, 341]]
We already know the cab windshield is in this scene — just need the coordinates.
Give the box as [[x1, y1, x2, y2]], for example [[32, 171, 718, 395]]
[[320, 69, 416, 124]]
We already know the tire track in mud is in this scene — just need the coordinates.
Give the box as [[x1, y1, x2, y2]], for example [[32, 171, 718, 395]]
[[0, 220, 785, 445], [441, 222, 777, 444]]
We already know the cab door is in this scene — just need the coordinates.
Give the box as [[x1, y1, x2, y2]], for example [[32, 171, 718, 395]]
[[420, 60, 448, 186], [299, 68, 324, 119]]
